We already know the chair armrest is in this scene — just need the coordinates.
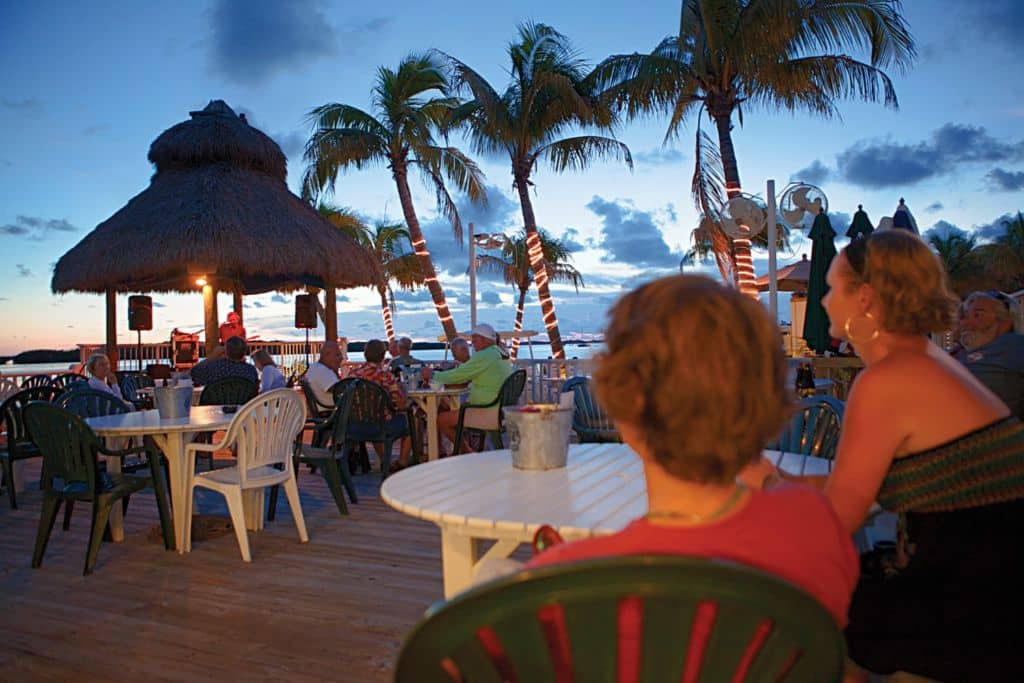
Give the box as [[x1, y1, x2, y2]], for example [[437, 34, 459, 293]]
[[185, 438, 227, 454]]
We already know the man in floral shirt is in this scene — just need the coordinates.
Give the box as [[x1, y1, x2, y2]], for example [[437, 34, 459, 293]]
[[341, 339, 412, 470]]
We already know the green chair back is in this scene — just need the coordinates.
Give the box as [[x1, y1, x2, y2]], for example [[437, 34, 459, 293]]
[[50, 372, 87, 393], [20, 374, 53, 389], [299, 379, 332, 416], [769, 397, 844, 462], [199, 376, 258, 406], [24, 402, 101, 494], [561, 376, 621, 443], [395, 556, 846, 683], [57, 388, 132, 418], [3, 386, 59, 452], [330, 378, 395, 443]]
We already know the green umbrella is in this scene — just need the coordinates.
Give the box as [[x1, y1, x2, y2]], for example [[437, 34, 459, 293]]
[[846, 204, 874, 239], [803, 211, 837, 354]]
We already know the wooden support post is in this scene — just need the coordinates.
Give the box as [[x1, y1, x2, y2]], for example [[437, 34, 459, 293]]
[[325, 286, 337, 341], [105, 289, 119, 367], [203, 284, 219, 354], [233, 290, 243, 324]]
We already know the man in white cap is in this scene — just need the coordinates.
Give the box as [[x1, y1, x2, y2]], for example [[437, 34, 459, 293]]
[[422, 323, 513, 454]]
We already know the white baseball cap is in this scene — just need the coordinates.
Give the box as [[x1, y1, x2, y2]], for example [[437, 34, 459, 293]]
[[469, 323, 498, 341]]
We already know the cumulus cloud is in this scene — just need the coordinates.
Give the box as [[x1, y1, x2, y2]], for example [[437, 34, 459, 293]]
[[417, 184, 522, 276], [790, 160, 831, 185], [0, 215, 77, 239], [16, 264, 32, 277], [393, 289, 434, 304], [587, 196, 682, 269], [249, 300, 266, 308], [922, 220, 970, 242], [985, 168, 1024, 192], [479, 290, 502, 305], [270, 294, 290, 304], [925, 201, 944, 213], [335, 293, 350, 302], [974, 213, 1021, 240], [836, 123, 1024, 189], [210, 0, 340, 85], [152, 301, 166, 308], [634, 147, 685, 166], [557, 227, 585, 253], [936, 0, 1024, 52], [272, 130, 306, 159]]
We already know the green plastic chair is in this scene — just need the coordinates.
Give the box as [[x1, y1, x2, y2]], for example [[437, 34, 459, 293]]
[[452, 369, 527, 454], [24, 402, 173, 575], [199, 376, 259, 406], [560, 376, 622, 444], [395, 555, 846, 683], [20, 374, 53, 390], [768, 397, 844, 467], [1, 385, 59, 509], [50, 372, 88, 393]]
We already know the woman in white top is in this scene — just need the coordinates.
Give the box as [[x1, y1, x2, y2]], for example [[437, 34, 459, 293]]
[[85, 353, 125, 400], [252, 349, 287, 392]]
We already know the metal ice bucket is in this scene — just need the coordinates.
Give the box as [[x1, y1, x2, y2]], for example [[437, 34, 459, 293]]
[[154, 385, 192, 419], [503, 404, 573, 470]]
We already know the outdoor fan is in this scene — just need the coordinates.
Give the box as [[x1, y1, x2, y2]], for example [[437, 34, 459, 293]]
[[779, 183, 828, 228], [719, 194, 767, 239]]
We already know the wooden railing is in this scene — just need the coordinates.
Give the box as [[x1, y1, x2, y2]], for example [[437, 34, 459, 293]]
[[77, 340, 326, 371], [513, 358, 593, 403]]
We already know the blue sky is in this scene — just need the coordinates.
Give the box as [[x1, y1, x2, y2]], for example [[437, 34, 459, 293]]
[[1, 0, 1022, 354]]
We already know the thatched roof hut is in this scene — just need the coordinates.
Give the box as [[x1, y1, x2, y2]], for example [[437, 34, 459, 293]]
[[53, 100, 378, 295], [52, 100, 380, 356]]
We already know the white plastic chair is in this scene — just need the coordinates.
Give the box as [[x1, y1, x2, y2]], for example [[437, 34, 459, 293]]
[[184, 388, 308, 561]]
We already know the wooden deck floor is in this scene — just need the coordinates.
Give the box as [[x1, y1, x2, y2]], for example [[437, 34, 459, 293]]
[[0, 458, 447, 682]]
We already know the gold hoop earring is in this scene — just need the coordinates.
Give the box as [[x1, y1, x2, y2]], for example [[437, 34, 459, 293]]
[[844, 312, 879, 345]]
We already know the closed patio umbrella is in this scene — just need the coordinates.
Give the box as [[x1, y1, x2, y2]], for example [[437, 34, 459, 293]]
[[803, 211, 837, 354], [846, 204, 874, 240]]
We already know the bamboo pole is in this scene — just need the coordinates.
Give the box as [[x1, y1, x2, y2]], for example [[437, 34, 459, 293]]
[[105, 289, 119, 367]]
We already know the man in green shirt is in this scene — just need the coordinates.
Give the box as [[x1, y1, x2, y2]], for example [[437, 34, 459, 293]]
[[422, 323, 513, 454]]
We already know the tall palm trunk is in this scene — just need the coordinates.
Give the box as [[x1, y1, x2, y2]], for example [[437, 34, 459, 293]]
[[514, 170, 565, 359], [378, 285, 396, 344], [712, 111, 758, 299], [393, 166, 458, 341], [510, 286, 528, 359]]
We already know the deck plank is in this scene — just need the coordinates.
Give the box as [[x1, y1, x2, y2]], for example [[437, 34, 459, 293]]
[[0, 457, 445, 682]]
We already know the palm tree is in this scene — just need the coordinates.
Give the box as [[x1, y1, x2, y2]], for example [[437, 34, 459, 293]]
[[442, 23, 632, 358], [927, 230, 980, 297], [303, 54, 486, 341], [594, 0, 915, 297], [477, 229, 584, 358], [323, 206, 423, 343], [976, 211, 1024, 292]]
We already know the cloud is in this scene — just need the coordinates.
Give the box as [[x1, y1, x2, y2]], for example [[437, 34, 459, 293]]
[[922, 220, 969, 242], [82, 124, 110, 137], [270, 294, 290, 304], [417, 183, 522, 276], [974, 213, 1020, 240], [272, 130, 306, 159], [249, 300, 266, 308], [790, 160, 831, 185], [393, 289, 433, 304], [925, 201, 944, 213], [1, 98, 42, 113], [152, 301, 166, 308], [634, 147, 685, 166], [836, 123, 1024, 189], [985, 168, 1024, 192], [587, 196, 682, 269], [480, 290, 502, 305], [16, 264, 32, 277], [0, 215, 78, 239], [938, 0, 1024, 52], [210, 0, 339, 85], [558, 227, 585, 253], [335, 294, 350, 302]]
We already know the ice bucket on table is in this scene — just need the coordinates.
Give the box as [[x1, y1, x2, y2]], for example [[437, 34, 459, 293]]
[[154, 385, 192, 419], [503, 404, 573, 470]]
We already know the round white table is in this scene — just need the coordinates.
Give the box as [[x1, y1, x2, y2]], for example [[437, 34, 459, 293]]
[[382, 443, 834, 598], [85, 406, 234, 553], [406, 387, 469, 461]]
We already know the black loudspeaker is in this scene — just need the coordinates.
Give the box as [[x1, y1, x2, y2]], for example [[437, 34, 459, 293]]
[[295, 294, 317, 329], [128, 295, 153, 331]]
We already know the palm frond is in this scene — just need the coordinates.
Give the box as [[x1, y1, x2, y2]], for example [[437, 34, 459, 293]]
[[537, 136, 633, 173]]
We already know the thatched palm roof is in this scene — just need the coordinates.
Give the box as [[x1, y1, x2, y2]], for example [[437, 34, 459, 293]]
[[53, 100, 381, 295]]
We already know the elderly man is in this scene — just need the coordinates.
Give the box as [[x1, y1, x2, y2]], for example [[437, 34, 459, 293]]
[[388, 336, 420, 371], [306, 340, 343, 410], [956, 291, 1024, 419], [422, 323, 513, 454], [450, 337, 471, 364], [190, 336, 258, 387]]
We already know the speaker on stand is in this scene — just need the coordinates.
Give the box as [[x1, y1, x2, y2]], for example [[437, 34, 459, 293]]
[[128, 295, 153, 372], [295, 294, 317, 369]]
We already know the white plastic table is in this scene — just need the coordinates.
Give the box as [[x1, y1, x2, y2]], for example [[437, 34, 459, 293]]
[[85, 406, 234, 552], [382, 443, 834, 598], [406, 387, 469, 461]]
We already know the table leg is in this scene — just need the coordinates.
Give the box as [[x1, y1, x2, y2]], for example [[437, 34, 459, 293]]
[[423, 396, 439, 462], [105, 455, 125, 542], [440, 529, 481, 599], [150, 432, 188, 553]]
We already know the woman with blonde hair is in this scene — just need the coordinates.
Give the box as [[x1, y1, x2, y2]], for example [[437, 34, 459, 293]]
[[530, 275, 858, 629], [85, 353, 125, 400], [251, 349, 286, 392], [748, 230, 1024, 680]]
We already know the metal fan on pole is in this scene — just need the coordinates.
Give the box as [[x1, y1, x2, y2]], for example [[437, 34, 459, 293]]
[[718, 194, 767, 294], [779, 183, 828, 228]]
